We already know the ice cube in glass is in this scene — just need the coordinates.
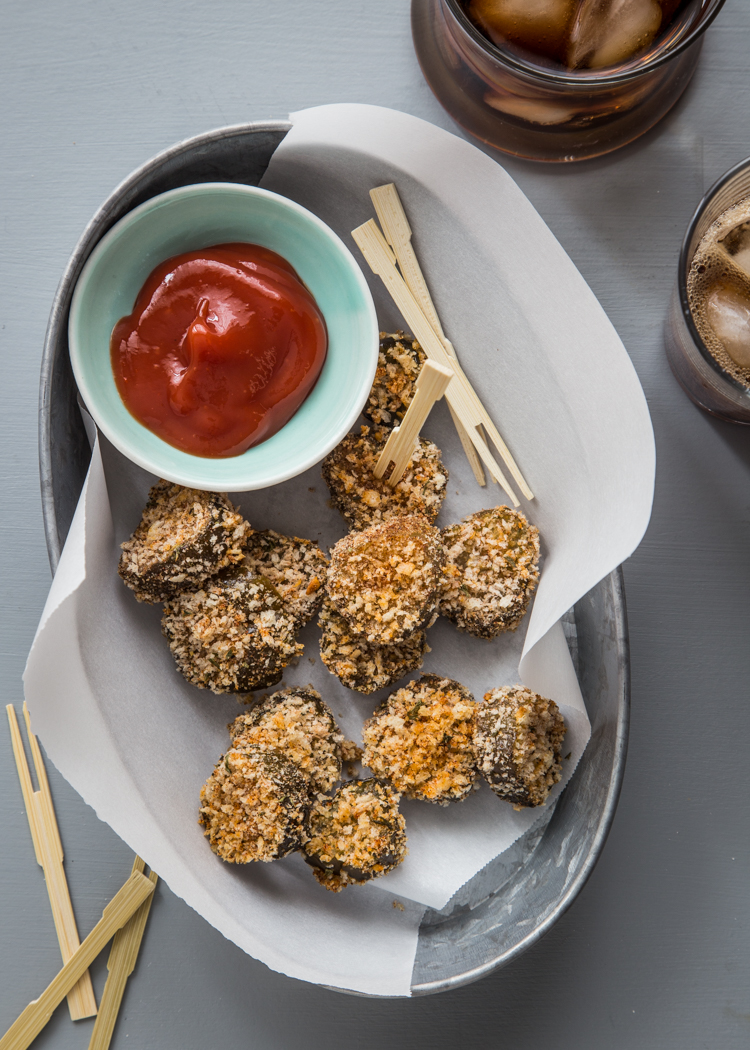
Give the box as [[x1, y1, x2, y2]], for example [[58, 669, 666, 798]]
[[719, 221, 750, 279], [468, 0, 576, 62], [567, 0, 663, 69], [704, 282, 750, 369]]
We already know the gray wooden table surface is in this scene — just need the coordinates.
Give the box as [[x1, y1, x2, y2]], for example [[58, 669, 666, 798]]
[[1, 1, 749, 1047]]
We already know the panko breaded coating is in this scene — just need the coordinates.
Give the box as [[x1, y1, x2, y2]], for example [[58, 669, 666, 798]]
[[327, 515, 445, 646], [474, 686, 566, 807], [322, 425, 448, 531], [229, 686, 343, 793], [439, 507, 540, 638], [362, 674, 478, 805], [363, 332, 426, 426], [303, 778, 406, 892], [118, 481, 250, 603], [199, 745, 310, 863], [318, 600, 429, 695], [161, 569, 302, 694], [241, 530, 328, 628]]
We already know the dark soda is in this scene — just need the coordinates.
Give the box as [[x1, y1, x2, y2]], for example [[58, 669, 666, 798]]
[[411, 0, 724, 161], [462, 0, 685, 70]]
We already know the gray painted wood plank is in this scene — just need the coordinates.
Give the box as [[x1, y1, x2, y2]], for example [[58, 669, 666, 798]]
[[1, 0, 749, 1045]]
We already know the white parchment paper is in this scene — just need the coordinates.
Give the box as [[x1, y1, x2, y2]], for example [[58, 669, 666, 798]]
[[24, 105, 655, 996]]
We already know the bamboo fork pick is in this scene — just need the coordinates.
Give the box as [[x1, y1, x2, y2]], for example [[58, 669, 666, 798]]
[[6, 704, 97, 1020], [374, 359, 453, 485], [88, 856, 158, 1050], [352, 219, 530, 505], [0, 871, 155, 1050], [369, 183, 486, 487]]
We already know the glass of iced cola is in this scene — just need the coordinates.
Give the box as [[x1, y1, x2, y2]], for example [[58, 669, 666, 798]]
[[411, 0, 726, 162], [666, 158, 750, 424]]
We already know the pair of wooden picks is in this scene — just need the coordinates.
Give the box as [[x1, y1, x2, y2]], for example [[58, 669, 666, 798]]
[[3, 705, 157, 1050], [354, 183, 533, 506]]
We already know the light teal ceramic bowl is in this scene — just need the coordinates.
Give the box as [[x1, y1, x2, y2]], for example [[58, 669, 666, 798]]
[[69, 182, 378, 490]]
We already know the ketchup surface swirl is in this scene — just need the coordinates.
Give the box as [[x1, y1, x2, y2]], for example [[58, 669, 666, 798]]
[[111, 243, 328, 458]]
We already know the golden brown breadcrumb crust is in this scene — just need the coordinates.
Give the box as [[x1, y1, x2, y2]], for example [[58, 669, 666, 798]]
[[440, 507, 540, 637], [327, 516, 445, 646], [199, 745, 310, 862], [303, 778, 406, 892], [119, 481, 250, 602], [322, 425, 447, 531], [363, 332, 426, 426], [162, 572, 301, 694], [240, 530, 328, 628], [229, 687, 342, 792], [318, 600, 429, 694], [474, 686, 566, 807], [363, 674, 478, 804]]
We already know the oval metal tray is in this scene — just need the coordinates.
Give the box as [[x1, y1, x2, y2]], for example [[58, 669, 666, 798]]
[[38, 121, 629, 996]]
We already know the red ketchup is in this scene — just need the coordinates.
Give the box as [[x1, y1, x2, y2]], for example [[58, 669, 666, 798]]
[[111, 243, 328, 457]]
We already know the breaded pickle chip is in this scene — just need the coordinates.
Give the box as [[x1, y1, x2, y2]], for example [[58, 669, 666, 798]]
[[440, 507, 540, 637], [162, 569, 302, 694], [363, 332, 426, 426], [327, 515, 445, 646], [363, 674, 478, 804], [318, 600, 429, 695], [118, 481, 249, 603], [474, 686, 566, 808], [322, 425, 448, 531], [199, 745, 310, 863], [241, 530, 328, 628], [229, 686, 343, 793], [303, 778, 406, 892]]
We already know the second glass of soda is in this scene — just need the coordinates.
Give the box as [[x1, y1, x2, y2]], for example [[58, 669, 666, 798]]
[[666, 158, 750, 424]]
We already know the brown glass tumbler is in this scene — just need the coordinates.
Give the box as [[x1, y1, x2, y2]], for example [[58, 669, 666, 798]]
[[412, 0, 726, 163], [666, 157, 750, 425]]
